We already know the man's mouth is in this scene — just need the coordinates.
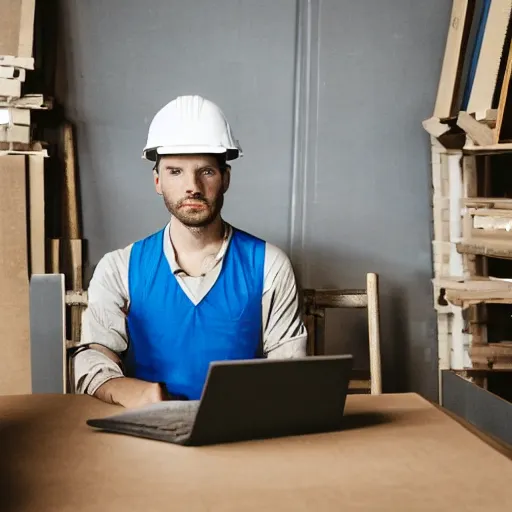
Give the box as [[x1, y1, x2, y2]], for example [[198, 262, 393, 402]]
[[180, 201, 207, 209]]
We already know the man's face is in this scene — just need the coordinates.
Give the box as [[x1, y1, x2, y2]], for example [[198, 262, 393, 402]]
[[154, 154, 230, 228]]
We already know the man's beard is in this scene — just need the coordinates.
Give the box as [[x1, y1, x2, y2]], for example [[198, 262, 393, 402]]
[[163, 193, 224, 228]]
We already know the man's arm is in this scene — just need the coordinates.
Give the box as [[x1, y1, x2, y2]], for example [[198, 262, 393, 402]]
[[73, 246, 164, 408], [261, 244, 308, 358]]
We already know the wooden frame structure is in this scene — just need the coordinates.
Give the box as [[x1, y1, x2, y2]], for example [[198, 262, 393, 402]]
[[302, 273, 382, 395]]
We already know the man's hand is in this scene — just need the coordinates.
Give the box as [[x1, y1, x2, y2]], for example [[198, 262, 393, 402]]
[[94, 377, 165, 408]]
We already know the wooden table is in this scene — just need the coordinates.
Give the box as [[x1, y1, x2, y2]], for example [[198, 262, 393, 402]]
[[1, 393, 511, 511]]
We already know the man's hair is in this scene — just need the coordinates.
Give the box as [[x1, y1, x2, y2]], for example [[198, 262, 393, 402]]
[[153, 154, 230, 174]]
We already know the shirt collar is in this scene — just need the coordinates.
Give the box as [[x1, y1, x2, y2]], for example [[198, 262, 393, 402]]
[[163, 220, 232, 277]]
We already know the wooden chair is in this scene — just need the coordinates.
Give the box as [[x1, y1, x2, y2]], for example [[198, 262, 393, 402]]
[[30, 273, 382, 395], [302, 273, 382, 395]]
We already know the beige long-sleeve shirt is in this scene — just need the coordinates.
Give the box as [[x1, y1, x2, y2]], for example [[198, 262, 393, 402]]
[[73, 222, 307, 395]]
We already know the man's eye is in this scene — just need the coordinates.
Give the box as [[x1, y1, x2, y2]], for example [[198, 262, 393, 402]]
[[202, 168, 215, 176], [168, 169, 181, 175]]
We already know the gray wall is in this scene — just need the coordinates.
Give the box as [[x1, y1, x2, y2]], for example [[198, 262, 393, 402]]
[[56, 0, 451, 400]]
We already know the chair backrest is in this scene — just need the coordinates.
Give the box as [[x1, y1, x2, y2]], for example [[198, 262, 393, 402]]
[[302, 273, 382, 395], [56, 274, 382, 395]]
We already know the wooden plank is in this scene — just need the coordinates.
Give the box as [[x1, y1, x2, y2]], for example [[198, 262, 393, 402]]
[[0, 124, 29, 143], [434, 0, 471, 118], [435, 276, 512, 291], [0, 0, 36, 58], [0, 66, 26, 80], [475, 108, 497, 122], [63, 122, 80, 239], [473, 215, 512, 231], [0, 140, 46, 156], [17, 0, 36, 58], [366, 272, 382, 395], [0, 77, 21, 98], [50, 238, 60, 273], [463, 141, 512, 153], [0, 107, 31, 125], [0, 155, 31, 394], [303, 289, 367, 309], [467, 0, 512, 114], [0, 94, 46, 109], [495, 38, 512, 142], [457, 238, 512, 259], [422, 116, 451, 137], [456, 111, 495, 145], [70, 239, 83, 343], [470, 348, 512, 369], [28, 155, 45, 274], [460, 0, 488, 110], [0, 55, 34, 70], [463, 197, 512, 209], [0, 0, 22, 57]]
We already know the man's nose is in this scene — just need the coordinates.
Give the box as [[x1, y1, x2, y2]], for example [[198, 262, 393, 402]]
[[184, 172, 201, 195]]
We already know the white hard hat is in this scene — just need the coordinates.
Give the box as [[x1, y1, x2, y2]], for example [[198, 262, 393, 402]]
[[142, 95, 243, 162]]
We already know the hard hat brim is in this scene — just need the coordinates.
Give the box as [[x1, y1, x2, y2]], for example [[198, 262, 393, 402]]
[[143, 145, 241, 162]]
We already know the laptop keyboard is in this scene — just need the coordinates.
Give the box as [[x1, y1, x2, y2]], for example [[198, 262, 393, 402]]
[[91, 400, 200, 444]]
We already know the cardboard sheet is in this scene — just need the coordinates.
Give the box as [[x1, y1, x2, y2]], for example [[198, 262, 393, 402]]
[[0, 155, 31, 394], [0, 393, 511, 511], [0, 0, 35, 58]]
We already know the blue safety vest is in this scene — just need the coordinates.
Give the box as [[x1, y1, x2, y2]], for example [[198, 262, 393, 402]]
[[125, 226, 265, 400]]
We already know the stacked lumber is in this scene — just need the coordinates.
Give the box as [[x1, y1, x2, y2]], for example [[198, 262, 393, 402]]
[[426, 1, 512, 386], [0, 0, 49, 395], [424, 0, 512, 152]]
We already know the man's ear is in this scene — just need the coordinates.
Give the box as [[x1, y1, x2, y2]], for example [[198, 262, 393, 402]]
[[154, 169, 163, 195], [222, 166, 231, 193]]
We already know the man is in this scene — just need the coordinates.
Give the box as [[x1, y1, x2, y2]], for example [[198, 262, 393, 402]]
[[73, 95, 307, 408]]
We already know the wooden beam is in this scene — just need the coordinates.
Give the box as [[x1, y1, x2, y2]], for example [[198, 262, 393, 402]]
[[495, 38, 512, 143], [28, 155, 45, 274], [463, 197, 512, 209], [463, 141, 512, 154], [303, 289, 368, 309], [457, 238, 512, 259], [457, 111, 495, 146], [434, 0, 470, 118], [470, 342, 512, 369], [422, 116, 451, 138]]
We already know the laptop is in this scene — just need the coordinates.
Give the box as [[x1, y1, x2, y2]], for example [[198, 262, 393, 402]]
[[86, 354, 353, 446]]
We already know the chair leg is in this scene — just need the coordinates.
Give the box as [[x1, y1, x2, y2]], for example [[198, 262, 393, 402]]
[[315, 309, 326, 355], [304, 312, 316, 356], [367, 273, 382, 394]]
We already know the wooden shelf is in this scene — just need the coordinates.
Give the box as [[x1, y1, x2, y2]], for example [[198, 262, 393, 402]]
[[463, 198, 512, 210], [435, 276, 512, 306], [457, 237, 512, 260], [463, 142, 512, 155]]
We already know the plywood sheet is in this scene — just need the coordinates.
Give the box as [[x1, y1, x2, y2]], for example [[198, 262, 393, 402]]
[[0, 155, 31, 394], [434, 0, 471, 118], [0, 0, 36, 58], [467, 0, 512, 113]]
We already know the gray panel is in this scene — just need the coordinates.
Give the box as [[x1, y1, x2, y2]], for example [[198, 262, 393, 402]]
[[57, 0, 298, 269], [29, 274, 65, 394], [291, 0, 451, 398], [442, 370, 512, 447]]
